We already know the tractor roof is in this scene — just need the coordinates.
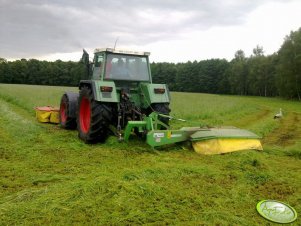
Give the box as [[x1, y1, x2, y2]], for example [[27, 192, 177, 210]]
[[94, 48, 150, 56]]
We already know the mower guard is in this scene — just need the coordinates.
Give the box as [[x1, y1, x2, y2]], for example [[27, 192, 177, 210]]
[[190, 128, 263, 154]]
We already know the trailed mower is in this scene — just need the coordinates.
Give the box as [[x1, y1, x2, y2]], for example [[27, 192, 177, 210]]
[[58, 48, 262, 154]]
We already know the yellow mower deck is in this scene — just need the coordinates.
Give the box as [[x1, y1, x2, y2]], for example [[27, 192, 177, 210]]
[[190, 128, 263, 155]]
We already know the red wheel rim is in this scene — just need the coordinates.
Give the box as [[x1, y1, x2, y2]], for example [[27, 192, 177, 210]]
[[60, 102, 67, 123], [79, 96, 91, 133]]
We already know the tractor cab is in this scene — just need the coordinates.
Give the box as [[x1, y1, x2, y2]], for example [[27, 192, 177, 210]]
[[92, 48, 151, 83]]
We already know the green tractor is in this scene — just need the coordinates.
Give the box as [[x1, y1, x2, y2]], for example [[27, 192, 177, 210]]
[[59, 48, 171, 143], [59, 48, 263, 154]]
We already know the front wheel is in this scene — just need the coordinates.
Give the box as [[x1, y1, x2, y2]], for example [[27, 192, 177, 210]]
[[60, 93, 77, 129], [77, 86, 112, 143]]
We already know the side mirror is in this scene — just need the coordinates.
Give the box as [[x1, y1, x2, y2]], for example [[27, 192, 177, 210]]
[[81, 49, 93, 78], [81, 49, 89, 65]]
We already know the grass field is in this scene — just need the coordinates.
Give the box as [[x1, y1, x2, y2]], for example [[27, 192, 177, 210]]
[[0, 84, 300, 225]]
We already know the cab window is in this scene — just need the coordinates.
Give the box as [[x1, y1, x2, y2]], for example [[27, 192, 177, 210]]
[[92, 54, 104, 79]]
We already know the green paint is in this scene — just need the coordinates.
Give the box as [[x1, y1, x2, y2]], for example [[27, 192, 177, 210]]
[[140, 83, 170, 108], [93, 80, 119, 102], [190, 128, 261, 141], [85, 49, 170, 108], [124, 121, 147, 141]]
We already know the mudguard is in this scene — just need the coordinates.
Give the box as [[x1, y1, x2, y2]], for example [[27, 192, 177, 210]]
[[140, 83, 170, 108], [64, 92, 78, 118], [79, 80, 119, 102]]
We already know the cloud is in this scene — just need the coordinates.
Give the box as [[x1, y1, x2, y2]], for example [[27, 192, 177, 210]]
[[0, 0, 290, 59]]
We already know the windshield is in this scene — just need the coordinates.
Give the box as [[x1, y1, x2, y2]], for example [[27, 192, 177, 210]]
[[104, 53, 150, 81]]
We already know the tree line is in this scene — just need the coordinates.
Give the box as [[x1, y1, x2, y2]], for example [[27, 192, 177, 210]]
[[0, 28, 300, 100], [151, 28, 301, 100], [0, 59, 86, 86]]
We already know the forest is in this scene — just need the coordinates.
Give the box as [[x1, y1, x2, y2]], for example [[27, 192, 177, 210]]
[[0, 28, 300, 100]]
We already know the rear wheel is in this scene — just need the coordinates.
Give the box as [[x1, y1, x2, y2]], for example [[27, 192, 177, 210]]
[[151, 103, 171, 127], [60, 94, 77, 129], [77, 86, 112, 143]]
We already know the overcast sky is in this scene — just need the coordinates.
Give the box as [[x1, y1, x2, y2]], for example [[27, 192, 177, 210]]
[[1, 0, 300, 62]]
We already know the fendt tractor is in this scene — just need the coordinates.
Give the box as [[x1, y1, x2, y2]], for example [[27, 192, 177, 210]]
[[60, 48, 170, 143], [59, 48, 262, 154]]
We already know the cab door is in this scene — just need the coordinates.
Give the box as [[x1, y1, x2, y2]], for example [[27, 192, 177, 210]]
[[92, 53, 104, 80]]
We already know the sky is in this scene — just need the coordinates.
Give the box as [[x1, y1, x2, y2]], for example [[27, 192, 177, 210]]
[[0, 0, 300, 63]]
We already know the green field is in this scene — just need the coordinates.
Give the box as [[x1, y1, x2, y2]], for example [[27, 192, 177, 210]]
[[0, 84, 300, 225]]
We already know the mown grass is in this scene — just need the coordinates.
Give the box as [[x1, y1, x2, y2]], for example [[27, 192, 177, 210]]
[[0, 84, 300, 225]]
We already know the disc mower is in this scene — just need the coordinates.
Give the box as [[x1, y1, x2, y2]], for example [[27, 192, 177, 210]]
[[58, 48, 262, 154]]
